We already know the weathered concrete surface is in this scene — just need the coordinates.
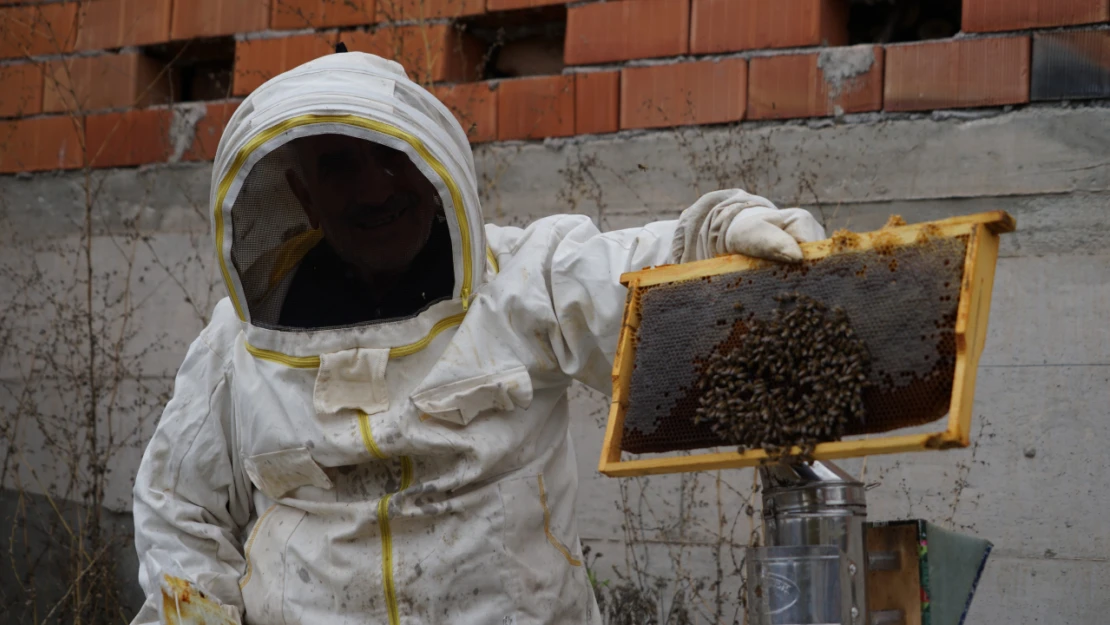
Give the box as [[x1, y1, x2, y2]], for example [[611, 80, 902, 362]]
[[477, 104, 1110, 220], [2, 104, 1108, 623], [0, 164, 212, 238]]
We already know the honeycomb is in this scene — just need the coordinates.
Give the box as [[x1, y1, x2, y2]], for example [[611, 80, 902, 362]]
[[621, 235, 968, 454], [693, 293, 872, 458]]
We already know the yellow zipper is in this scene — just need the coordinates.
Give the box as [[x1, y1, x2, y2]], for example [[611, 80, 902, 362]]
[[389, 312, 466, 358], [239, 504, 278, 589], [358, 411, 388, 460], [215, 114, 475, 321], [244, 311, 466, 368], [378, 456, 413, 625], [538, 475, 583, 567], [357, 409, 413, 625], [486, 245, 499, 274], [243, 344, 320, 368]]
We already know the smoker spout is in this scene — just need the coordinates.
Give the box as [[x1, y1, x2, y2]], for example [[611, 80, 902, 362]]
[[759, 460, 861, 490]]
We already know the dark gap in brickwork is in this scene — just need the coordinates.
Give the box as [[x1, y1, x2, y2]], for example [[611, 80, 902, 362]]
[[143, 36, 235, 103], [1031, 30, 1110, 101], [848, 0, 962, 44], [458, 6, 566, 80]]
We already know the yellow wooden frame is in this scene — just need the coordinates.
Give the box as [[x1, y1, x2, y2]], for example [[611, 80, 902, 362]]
[[599, 211, 1016, 478]]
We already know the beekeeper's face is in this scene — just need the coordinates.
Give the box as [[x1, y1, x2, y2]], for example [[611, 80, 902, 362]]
[[285, 134, 439, 277]]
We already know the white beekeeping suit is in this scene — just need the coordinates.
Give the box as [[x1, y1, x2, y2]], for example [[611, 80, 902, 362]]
[[131, 51, 824, 625]]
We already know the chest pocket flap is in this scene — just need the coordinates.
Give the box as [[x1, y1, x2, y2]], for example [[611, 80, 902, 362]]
[[243, 447, 333, 500], [410, 303, 541, 426], [313, 347, 391, 416], [411, 365, 532, 426]]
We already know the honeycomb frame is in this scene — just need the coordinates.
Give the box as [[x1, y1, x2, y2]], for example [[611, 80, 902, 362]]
[[599, 211, 1016, 478]]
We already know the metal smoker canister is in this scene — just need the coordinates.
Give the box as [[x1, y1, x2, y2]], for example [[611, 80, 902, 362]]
[[755, 461, 868, 625]]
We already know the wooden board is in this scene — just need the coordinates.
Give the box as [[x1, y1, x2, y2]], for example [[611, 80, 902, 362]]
[[599, 211, 1015, 478], [867, 523, 923, 625]]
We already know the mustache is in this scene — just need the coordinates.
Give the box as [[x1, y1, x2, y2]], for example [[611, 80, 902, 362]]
[[341, 192, 418, 228]]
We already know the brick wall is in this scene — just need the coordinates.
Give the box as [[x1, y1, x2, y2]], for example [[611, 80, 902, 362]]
[[0, 0, 1107, 173]]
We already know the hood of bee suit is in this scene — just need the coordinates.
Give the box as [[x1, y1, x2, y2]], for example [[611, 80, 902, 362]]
[[208, 51, 485, 350]]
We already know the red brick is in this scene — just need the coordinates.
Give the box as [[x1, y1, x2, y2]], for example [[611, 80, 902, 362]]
[[575, 71, 619, 135], [86, 108, 174, 167], [0, 63, 44, 118], [963, 0, 1108, 33], [433, 82, 497, 143], [184, 100, 242, 161], [487, 0, 563, 10], [565, 0, 689, 66], [43, 53, 172, 115], [620, 58, 746, 130], [0, 3, 78, 59], [691, 0, 848, 54], [0, 116, 83, 173], [376, 0, 483, 21], [272, 0, 374, 30], [748, 46, 883, 120], [172, 0, 270, 40], [232, 33, 337, 96], [346, 24, 484, 84], [76, 0, 172, 51], [497, 75, 574, 140], [884, 37, 1031, 112]]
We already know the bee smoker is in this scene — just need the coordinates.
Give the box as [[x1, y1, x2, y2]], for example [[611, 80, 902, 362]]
[[747, 461, 869, 625]]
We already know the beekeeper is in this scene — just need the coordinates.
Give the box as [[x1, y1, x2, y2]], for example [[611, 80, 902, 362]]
[[131, 50, 824, 625]]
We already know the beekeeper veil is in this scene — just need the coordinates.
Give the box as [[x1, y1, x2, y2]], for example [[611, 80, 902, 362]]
[[209, 51, 486, 331]]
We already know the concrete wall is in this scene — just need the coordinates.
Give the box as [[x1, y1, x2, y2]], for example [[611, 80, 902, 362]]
[[2, 103, 1108, 622]]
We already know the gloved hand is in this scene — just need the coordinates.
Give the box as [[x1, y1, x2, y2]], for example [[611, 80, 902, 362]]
[[157, 574, 243, 625], [671, 189, 826, 264]]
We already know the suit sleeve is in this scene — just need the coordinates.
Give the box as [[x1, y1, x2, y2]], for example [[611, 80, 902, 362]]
[[542, 215, 678, 393], [130, 304, 252, 625]]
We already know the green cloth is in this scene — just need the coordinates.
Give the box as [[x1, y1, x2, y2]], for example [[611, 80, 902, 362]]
[[918, 521, 993, 625]]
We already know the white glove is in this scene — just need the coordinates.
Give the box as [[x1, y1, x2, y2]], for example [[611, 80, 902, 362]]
[[158, 574, 242, 625], [671, 189, 825, 264]]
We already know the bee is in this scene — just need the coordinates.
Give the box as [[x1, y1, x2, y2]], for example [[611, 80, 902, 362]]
[[694, 292, 872, 458]]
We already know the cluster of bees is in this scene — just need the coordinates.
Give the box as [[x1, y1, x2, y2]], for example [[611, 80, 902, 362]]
[[693, 293, 871, 460]]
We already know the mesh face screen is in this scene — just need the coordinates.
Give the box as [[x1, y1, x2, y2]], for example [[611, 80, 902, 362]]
[[227, 138, 455, 330], [621, 236, 969, 454], [229, 144, 318, 327]]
